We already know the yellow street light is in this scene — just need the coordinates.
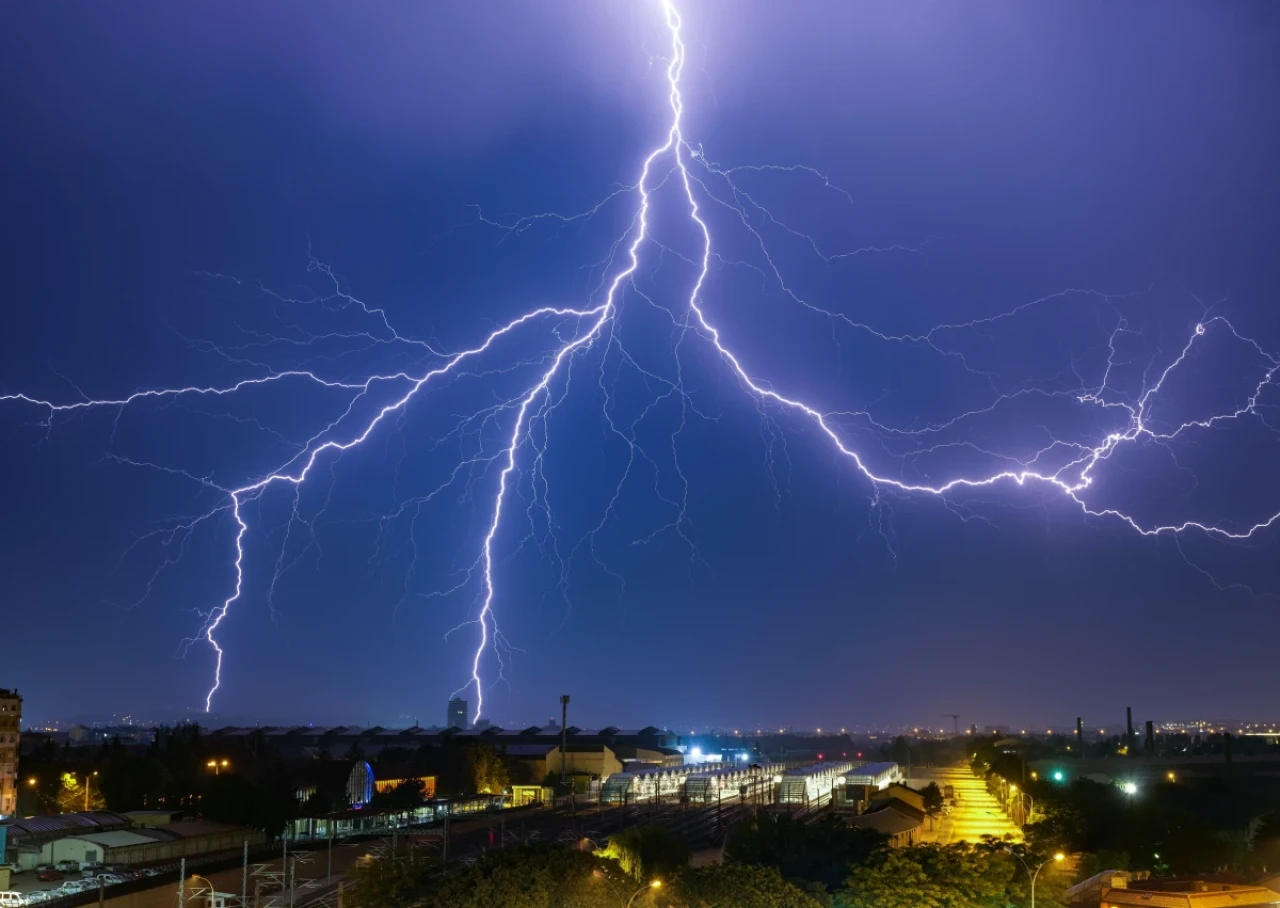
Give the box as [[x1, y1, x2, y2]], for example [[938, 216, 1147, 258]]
[[1166, 771, 1175, 782], [28, 777, 37, 787], [1010, 784, 1018, 792], [1054, 853, 1065, 862], [624, 879, 661, 907]]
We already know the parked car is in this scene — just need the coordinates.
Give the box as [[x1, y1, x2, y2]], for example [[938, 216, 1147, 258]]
[[53, 862, 79, 874], [1, 864, 23, 875], [0, 892, 27, 908], [34, 872, 61, 883]]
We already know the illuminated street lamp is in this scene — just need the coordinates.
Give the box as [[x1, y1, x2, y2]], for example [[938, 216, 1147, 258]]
[[81, 771, 99, 811], [1166, 771, 1176, 782], [1122, 781, 1137, 796], [625, 880, 662, 908], [1007, 850, 1064, 908], [206, 758, 230, 776]]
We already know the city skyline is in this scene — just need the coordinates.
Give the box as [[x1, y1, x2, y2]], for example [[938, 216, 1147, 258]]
[[2, 0, 1278, 726]]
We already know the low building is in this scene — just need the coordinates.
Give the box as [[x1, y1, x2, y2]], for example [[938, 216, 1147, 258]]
[[1098, 882, 1279, 907], [848, 801, 923, 847], [870, 782, 925, 813], [547, 744, 623, 784], [37, 820, 264, 867]]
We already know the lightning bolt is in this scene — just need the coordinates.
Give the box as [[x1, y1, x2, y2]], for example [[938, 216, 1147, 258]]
[[3, 0, 1277, 719]]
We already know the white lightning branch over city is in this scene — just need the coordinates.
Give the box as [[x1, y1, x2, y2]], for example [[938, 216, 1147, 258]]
[[3, 0, 1278, 719]]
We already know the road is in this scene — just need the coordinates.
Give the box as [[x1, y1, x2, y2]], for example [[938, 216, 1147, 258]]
[[913, 764, 1022, 845]]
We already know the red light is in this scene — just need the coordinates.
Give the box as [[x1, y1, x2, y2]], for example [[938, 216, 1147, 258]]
[[856, 752, 863, 758], [817, 753, 824, 760], [842, 752, 847, 757]]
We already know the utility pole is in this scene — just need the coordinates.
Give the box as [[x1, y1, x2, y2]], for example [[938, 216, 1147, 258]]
[[560, 695, 570, 786], [241, 840, 248, 908], [177, 858, 186, 908]]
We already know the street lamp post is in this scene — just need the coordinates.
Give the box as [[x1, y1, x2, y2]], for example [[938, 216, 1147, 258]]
[[625, 880, 662, 908], [1007, 850, 1064, 908], [206, 759, 230, 776], [84, 771, 98, 811]]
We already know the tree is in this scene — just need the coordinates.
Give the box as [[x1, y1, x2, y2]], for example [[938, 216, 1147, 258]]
[[837, 843, 1015, 908], [348, 847, 439, 908], [891, 736, 911, 767], [301, 791, 332, 818], [56, 772, 105, 813], [602, 823, 691, 883], [921, 782, 945, 817], [423, 845, 607, 908], [670, 864, 825, 908], [726, 812, 885, 892], [467, 744, 510, 795], [202, 773, 259, 826], [371, 778, 425, 811]]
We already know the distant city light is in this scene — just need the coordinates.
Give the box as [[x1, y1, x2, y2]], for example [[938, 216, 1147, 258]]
[[1123, 782, 1138, 796]]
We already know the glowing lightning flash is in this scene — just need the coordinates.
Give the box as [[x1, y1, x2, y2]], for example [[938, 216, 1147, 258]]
[[3, 0, 1278, 719]]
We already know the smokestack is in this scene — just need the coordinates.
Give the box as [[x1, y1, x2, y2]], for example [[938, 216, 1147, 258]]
[[1126, 707, 1134, 752], [1145, 721, 1154, 755], [560, 695, 570, 784], [1076, 717, 1083, 755]]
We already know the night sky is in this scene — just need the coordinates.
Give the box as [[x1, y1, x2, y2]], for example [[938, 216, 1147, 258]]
[[2, 1, 1278, 732]]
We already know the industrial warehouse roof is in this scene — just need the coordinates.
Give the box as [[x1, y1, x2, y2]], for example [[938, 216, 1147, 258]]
[[848, 804, 922, 836], [504, 744, 559, 757], [158, 820, 241, 838], [0, 811, 131, 838], [64, 830, 175, 848]]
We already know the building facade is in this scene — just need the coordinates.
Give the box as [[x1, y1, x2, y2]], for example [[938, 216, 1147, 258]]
[[0, 689, 21, 818], [447, 698, 467, 729]]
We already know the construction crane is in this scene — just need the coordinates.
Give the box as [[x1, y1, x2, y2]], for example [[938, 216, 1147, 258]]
[[943, 715, 960, 734]]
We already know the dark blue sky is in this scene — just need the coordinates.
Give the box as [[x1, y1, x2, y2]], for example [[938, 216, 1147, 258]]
[[2, 1, 1278, 732]]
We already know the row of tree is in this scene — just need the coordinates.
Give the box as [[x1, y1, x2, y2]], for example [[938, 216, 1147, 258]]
[[18, 724, 524, 837], [969, 734, 1279, 877], [348, 829, 1070, 906]]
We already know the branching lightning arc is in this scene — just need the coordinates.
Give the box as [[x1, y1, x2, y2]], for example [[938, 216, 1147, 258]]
[[3, 0, 1278, 719]]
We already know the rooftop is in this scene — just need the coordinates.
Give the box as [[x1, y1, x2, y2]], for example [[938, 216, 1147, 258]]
[[1100, 882, 1279, 907]]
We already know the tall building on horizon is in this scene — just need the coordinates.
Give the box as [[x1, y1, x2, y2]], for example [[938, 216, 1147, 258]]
[[447, 698, 467, 730], [0, 688, 21, 817]]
